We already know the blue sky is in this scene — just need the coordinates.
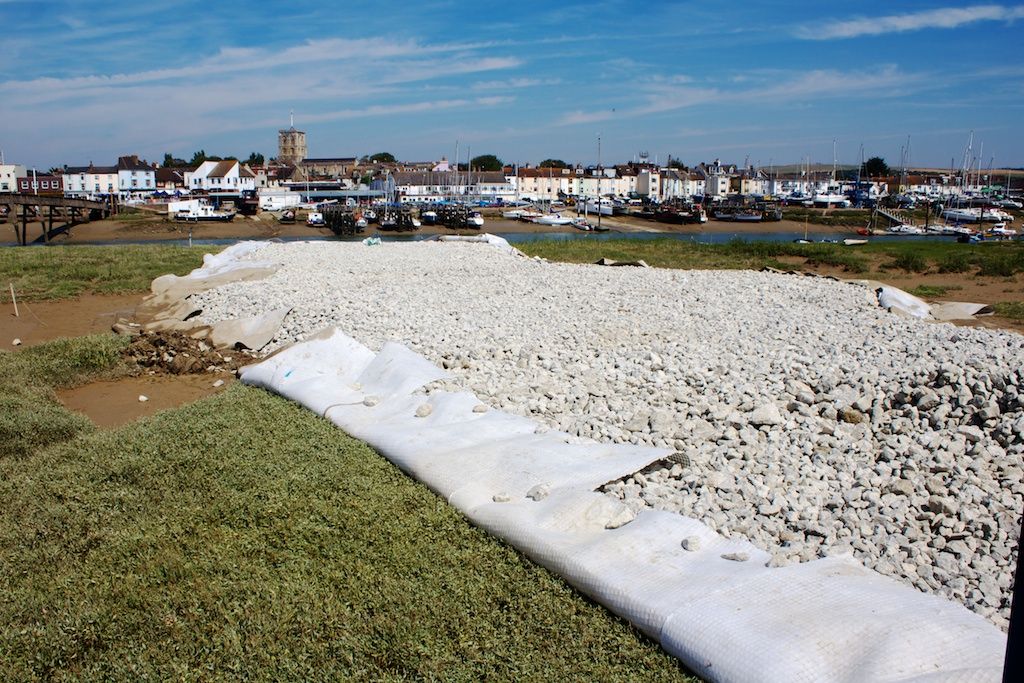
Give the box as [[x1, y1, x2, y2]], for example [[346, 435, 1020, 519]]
[[1, 1, 1022, 170]]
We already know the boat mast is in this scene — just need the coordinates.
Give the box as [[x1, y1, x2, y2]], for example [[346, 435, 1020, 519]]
[[831, 138, 837, 188], [597, 134, 602, 232]]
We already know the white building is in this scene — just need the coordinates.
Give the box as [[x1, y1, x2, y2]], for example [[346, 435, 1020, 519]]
[[188, 160, 257, 192], [64, 164, 119, 196], [389, 171, 516, 202], [117, 155, 156, 195], [660, 169, 704, 200], [0, 163, 26, 193], [700, 159, 733, 197]]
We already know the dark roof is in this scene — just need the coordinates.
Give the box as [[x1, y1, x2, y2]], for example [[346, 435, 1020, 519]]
[[155, 168, 185, 183], [65, 165, 117, 174], [117, 155, 153, 171], [300, 157, 356, 164], [274, 166, 296, 180]]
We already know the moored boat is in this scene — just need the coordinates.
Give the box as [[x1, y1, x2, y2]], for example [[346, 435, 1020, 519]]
[[175, 204, 235, 222], [533, 213, 574, 226]]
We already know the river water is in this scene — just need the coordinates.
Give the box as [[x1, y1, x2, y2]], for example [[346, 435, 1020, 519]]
[[4, 229, 963, 248]]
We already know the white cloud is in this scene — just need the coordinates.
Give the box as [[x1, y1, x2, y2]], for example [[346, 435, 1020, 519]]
[[0, 34, 523, 165], [471, 77, 561, 90], [557, 66, 922, 126], [799, 5, 1024, 40]]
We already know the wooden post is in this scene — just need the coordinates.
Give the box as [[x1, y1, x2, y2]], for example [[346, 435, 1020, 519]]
[[19, 203, 28, 246], [45, 204, 54, 243]]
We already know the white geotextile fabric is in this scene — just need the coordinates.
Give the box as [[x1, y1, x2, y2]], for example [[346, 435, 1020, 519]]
[[874, 285, 991, 322], [241, 327, 1006, 683], [433, 233, 523, 257]]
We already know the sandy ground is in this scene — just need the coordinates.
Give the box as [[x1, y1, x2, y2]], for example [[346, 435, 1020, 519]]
[[0, 292, 233, 427], [3, 209, 853, 245], [57, 373, 234, 428]]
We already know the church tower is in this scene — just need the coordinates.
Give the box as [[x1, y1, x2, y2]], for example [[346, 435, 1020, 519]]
[[277, 110, 307, 165]]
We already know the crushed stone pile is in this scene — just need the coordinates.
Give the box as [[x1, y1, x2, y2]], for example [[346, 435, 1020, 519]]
[[189, 240, 1023, 629], [125, 331, 250, 375]]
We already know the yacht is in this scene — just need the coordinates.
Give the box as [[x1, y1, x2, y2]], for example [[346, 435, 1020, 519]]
[[583, 198, 615, 216], [812, 191, 851, 208], [533, 213, 574, 226]]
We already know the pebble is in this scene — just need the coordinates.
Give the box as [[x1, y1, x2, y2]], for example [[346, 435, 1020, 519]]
[[12, 338, 21, 346], [138, 395, 149, 402], [190, 240, 1024, 630]]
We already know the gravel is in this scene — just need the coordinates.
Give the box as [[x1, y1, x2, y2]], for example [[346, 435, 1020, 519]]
[[192, 240, 1023, 629]]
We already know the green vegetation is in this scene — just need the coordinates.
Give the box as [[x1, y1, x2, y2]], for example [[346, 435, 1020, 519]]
[[937, 252, 972, 274], [366, 151, 396, 163], [539, 159, 568, 169], [521, 238, 1024, 281], [992, 301, 1024, 320], [975, 251, 1024, 277], [0, 244, 205, 302], [0, 335, 693, 680], [862, 156, 890, 178], [781, 208, 870, 227], [887, 252, 929, 273], [471, 154, 504, 172], [521, 238, 869, 273], [0, 335, 128, 459], [909, 284, 962, 298]]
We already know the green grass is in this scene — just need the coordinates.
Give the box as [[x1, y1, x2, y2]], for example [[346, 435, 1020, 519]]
[[937, 252, 972, 274], [0, 244, 205, 302], [521, 237, 872, 272], [887, 252, 929, 273], [908, 284, 962, 298], [992, 301, 1024, 320], [0, 337, 695, 681], [0, 335, 129, 459], [520, 237, 1024, 281]]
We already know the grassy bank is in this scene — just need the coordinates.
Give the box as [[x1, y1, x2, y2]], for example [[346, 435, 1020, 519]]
[[0, 336, 693, 680], [0, 244, 205, 302], [519, 237, 1024, 278]]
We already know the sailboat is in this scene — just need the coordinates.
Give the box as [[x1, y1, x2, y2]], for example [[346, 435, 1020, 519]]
[[812, 139, 851, 207]]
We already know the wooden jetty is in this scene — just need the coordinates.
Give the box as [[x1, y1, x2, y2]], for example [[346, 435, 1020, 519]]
[[0, 193, 117, 245]]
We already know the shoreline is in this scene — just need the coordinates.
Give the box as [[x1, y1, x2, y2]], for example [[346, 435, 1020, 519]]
[[3, 212, 857, 246]]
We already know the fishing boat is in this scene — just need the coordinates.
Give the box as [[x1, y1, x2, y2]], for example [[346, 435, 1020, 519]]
[[175, 204, 235, 222], [467, 211, 485, 228], [306, 211, 324, 226], [714, 209, 762, 222], [278, 209, 296, 224], [420, 209, 438, 225]]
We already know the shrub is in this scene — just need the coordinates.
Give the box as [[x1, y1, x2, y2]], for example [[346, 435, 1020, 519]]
[[937, 253, 972, 274], [888, 252, 928, 273]]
